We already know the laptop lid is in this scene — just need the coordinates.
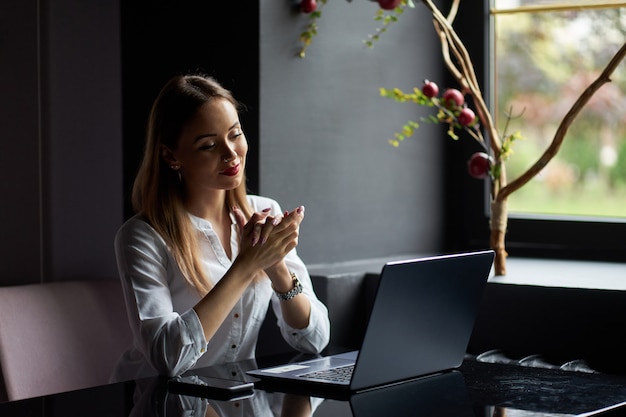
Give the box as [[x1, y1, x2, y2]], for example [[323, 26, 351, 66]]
[[349, 250, 494, 391], [248, 250, 494, 394]]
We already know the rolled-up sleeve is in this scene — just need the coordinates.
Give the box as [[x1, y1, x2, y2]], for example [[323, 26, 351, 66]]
[[270, 252, 331, 354], [114, 217, 208, 377]]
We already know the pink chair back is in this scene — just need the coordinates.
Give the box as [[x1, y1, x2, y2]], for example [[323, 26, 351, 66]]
[[0, 279, 132, 401]]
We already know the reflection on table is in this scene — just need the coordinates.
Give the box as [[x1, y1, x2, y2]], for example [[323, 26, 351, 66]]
[[129, 358, 320, 417], [2, 356, 626, 417], [129, 363, 473, 417]]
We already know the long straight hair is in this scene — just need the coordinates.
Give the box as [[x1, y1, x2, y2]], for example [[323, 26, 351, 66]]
[[131, 74, 253, 295]]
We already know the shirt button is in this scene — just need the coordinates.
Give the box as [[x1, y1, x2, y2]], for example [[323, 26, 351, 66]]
[[231, 344, 237, 349], [200, 347, 206, 353], [234, 313, 240, 318]]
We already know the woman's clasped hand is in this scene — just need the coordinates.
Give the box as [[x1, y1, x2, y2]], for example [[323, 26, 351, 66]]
[[234, 205, 305, 271]]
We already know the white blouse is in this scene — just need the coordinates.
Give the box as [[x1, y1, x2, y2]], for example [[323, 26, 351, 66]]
[[111, 195, 330, 381]]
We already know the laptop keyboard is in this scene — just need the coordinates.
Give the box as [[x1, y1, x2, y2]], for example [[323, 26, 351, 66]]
[[299, 364, 354, 383]]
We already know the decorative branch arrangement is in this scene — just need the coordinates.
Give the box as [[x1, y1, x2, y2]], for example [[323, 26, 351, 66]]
[[384, 0, 626, 275], [295, 0, 626, 275]]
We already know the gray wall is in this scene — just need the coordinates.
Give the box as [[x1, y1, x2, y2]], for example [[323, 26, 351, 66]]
[[260, 2, 445, 266], [0, 1, 444, 286]]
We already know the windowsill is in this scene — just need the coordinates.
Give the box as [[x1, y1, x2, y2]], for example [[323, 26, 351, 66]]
[[489, 257, 626, 291], [308, 253, 626, 291]]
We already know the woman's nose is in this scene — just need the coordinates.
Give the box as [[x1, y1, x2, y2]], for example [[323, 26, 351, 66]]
[[222, 145, 237, 162]]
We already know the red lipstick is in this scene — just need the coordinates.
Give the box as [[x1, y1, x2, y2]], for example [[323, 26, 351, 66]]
[[221, 164, 240, 176]]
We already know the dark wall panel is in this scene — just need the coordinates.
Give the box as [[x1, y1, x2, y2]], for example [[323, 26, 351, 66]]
[[120, 1, 261, 218], [0, 1, 43, 284], [1, 0, 123, 284], [43, 0, 123, 281]]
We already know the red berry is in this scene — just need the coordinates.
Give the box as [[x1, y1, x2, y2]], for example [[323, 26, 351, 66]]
[[300, 0, 317, 13], [377, 0, 402, 10], [467, 152, 492, 179], [442, 88, 464, 109], [458, 107, 475, 126], [421, 80, 439, 98]]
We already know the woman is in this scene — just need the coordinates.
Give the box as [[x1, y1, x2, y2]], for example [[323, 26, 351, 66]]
[[112, 74, 330, 381]]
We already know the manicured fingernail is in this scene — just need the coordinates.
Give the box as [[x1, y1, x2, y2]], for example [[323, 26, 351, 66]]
[[262, 207, 271, 213], [297, 205, 304, 214]]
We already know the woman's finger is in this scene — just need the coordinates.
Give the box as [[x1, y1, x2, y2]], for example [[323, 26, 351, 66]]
[[232, 206, 246, 232], [258, 216, 278, 246], [258, 206, 304, 252], [248, 208, 272, 246], [271, 206, 304, 237]]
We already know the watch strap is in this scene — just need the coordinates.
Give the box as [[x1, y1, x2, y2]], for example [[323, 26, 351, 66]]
[[273, 272, 303, 301]]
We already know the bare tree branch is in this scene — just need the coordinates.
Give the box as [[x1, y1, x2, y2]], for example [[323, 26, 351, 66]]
[[498, 42, 626, 201]]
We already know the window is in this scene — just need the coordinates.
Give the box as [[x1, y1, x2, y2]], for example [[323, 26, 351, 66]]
[[445, 0, 626, 262], [492, 0, 626, 220]]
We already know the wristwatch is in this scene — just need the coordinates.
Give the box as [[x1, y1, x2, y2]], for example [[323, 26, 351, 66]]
[[273, 272, 303, 301]]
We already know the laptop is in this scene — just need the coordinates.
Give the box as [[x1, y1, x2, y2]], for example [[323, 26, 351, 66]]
[[247, 250, 494, 396]]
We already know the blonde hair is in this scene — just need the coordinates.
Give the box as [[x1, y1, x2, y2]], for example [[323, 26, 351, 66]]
[[131, 74, 253, 295]]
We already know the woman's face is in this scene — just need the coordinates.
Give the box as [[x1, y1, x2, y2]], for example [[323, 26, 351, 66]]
[[167, 98, 248, 195]]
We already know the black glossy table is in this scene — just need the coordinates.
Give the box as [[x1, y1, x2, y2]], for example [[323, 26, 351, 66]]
[[2, 358, 626, 416]]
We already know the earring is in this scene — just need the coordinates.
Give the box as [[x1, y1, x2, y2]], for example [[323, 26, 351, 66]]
[[170, 164, 182, 182]]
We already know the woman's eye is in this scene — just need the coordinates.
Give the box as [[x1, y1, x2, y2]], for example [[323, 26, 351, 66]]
[[231, 130, 243, 139], [199, 143, 216, 151]]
